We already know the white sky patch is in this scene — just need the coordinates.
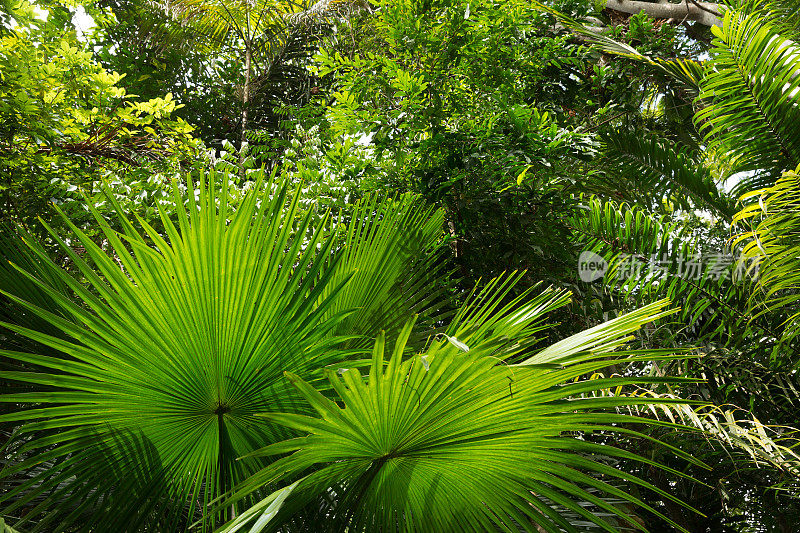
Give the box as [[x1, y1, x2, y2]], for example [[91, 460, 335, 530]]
[[356, 132, 374, 146], [33, 5, 48, 21], [72, 6, 95, 40]]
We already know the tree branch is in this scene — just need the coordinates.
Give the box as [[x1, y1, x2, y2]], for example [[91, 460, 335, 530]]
[[605, 0, 721, 27]]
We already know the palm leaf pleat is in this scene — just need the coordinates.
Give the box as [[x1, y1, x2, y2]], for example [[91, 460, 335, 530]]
[[223, 303, 705, 533], [0, 170, 446, 531]]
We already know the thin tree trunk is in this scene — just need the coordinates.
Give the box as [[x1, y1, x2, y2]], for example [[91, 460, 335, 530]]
[[605, 0, 721, 27], [240, 39, 252, 176]]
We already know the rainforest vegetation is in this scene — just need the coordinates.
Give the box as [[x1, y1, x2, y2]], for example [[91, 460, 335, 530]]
[[2, 0, 800, 530]]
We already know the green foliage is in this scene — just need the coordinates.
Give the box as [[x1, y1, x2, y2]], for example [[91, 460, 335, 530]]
[[0, 168, 449, 530], [572, 196, 755, 348], [307, 0, 611, 286], [598, 129, 733, 218], [313, 0, 597, 192], [280, 124, 379, 216], [224, 305, 703, 533], [6, 0, 800, 530], [696, 9, 800, 189], [0, 160, 712, 531], [90, 0, 243, 145], [557, 2, 800, 526], [735, 165, 800, 354], [0, 0, 198, 230]]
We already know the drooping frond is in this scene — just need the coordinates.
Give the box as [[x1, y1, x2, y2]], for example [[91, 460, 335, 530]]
[[618, 388, 800, 484], [734, 165, 800, 356], [599, 130, 734, 218], [288, 0, 368, 25], [530, 1, 704, 91], [571, 196, 761, 347], [157, 0, 293, 58]]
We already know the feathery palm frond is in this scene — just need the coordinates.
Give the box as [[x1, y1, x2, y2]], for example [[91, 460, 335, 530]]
[[222, 307, 704, 533], [533, 2, 800, 194], [530, 1, 704, 91], [696, 9, 800, 183], [734, 165, 800, 356], [571, 196, 761, 348], [161, 0, 292, 54], [288, 0, 367, 25], [724, 0, 800, 37], [599, 130, 734, 219]]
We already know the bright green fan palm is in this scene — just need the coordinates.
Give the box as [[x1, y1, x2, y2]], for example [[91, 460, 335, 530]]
[[214, 290, 708, 533], [0, 169, 448, 531], [220, 301, 705, 533], [0, 169, 705, 531]]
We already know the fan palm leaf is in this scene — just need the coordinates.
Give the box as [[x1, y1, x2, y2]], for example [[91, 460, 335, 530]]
[[0, 225, 73, 343], [321, 193, 450, 347], [222, 306, 705, 533], [0, 169, 449, 531]]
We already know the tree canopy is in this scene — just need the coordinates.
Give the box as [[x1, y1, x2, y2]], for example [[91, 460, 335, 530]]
[[2, 0, 800, 531]]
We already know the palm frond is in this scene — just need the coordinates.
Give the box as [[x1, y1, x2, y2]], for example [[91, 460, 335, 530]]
[[530, 1, 704, 91], [0, 168, 344, 530], [696, 9, 800, 181], [619, 388, 800, 481], [224, 308, 703, 533], [288, 0, 368, 25], [440, 272, 572, 363], [158, 0, 293, 58], [0, 225, 73, 344], [734, 165, 800, 356], [571, 196, 763, 348], [723, 0, 800, 37], [321, 193, 451, 347], [0, 169, 454, 531], [0, 517, 21, 533], [599, 130, 734, 219]]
